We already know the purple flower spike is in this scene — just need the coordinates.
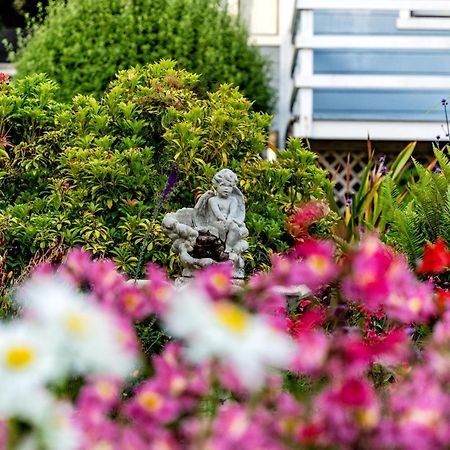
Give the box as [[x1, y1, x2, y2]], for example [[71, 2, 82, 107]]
[[435, 167, 442, 173], [442, 98, 449, 106], [160, 162, 180, 202]]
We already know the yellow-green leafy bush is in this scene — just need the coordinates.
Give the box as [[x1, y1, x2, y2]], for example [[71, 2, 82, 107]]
[[0, 61, 334, 278]]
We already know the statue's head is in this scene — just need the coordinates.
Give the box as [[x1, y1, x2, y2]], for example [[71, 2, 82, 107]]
[[212, 169, 238, 189]]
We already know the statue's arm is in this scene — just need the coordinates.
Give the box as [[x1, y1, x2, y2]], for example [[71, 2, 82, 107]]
[[208, 197, 227, 221]]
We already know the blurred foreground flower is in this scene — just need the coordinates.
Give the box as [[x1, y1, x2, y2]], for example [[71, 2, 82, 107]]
[[0, 239, 448, 449], [18, 276, 139, 378], [164, 285, 295, 391]]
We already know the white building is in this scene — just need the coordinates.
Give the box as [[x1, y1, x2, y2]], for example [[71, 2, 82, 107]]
[[234, 0, 450, 198]]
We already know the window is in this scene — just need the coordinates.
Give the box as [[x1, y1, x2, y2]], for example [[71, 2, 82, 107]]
[[397, 9, 450, 30]]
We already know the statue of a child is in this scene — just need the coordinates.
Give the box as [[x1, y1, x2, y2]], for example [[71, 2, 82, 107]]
[[162, 169, 248, 280], [195, 169, 248, 258]]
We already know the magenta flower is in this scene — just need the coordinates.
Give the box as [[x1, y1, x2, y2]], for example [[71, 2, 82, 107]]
[[271, 239, 338, 292], [315, 377, 380, 447], [342, 236, 437, 323], [193, 262, 234, 301]]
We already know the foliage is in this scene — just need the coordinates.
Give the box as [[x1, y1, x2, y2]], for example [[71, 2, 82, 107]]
[[380, 146, 450, 270], [10, 0, 272, 112], [338, 141, 416, 242], [0, 62, 334, 280], [1, 235, 448, 449]]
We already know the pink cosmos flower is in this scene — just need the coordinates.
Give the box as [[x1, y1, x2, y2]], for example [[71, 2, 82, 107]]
[[193, 262, 234, 301], [377, 368, 450, 450], [315, 377, 380, 448], [143, 263, 175, 315], [290, 328, 329, 375], [271, 239, 338, 292], [342, 235, 394, 310], [342, 236, 437, 323]]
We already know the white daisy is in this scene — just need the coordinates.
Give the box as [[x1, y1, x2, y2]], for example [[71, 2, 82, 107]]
[[0, 322, 57, 420], [17, 275, 138, 379], [39, 400, 80, 450], [164, 286, 295, 390]]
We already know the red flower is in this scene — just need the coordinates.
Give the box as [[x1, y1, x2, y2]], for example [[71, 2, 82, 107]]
[[0, 73, 9, 84], [417, 238, 450, 274], [287, 200, 329, 241], [435, 287, 450, 313]]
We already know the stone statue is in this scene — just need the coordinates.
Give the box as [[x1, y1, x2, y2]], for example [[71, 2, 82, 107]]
[[162, 169, 248, 279]]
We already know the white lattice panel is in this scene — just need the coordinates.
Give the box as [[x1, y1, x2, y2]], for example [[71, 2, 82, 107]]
[[318, 151, 368, 208]]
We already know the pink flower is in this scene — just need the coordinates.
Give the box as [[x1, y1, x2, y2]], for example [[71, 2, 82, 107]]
[[193, 262, 234, 301], [385, 280, 436, 324], [143, 263, 175, 315], [342, 236, 437, 323], [377, 368, 450, 450], [287, 200, 329, 241], [290, 329, 329, 375], [115, 284, 151, 320], [315, 378, 380, 447], [342, 235, 394, 310], [204, 403, 281, 450], [77, 376, 121, 415], [271, 239, 338, 292], [124, 381, 181, 425], [287, 306, 326, 338]]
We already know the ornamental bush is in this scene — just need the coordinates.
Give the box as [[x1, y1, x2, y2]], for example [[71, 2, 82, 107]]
[[0, 62, 334, 281], [11, 0, 272, 112]]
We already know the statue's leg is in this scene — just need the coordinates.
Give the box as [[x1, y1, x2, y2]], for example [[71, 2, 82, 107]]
[[225, 223, 241, 253]]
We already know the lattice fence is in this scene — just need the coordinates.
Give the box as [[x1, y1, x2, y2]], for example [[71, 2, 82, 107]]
[[317, 149, 436, 209], [317, 150, 368, 209]]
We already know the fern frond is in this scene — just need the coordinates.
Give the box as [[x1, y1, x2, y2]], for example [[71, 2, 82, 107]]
[[386, 203, 424, 266], [434, 147, 450, 183]]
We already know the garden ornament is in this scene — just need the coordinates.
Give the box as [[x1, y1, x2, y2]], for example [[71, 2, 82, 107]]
[[162, 169, 248, 280]]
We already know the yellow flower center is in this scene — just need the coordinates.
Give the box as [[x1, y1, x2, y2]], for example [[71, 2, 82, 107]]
[[65, 313, 88, 336], [307, 255, 329, 276], [155, 286, 171, 302], [91, 442, 114, 450], [357, 271, 376, 286], [210, 273, 228, 290], [138, 391, 162, 413], [96, 381, 116, 400], [355, 408, 379, 429], [124, 293, 139, 312], [215, 303, 249, 334], [5, 346, 35, 369], [409, 297, 422, 313]]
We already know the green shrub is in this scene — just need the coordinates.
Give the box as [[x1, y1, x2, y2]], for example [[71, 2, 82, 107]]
[[11, 0, 272, 112], [0, 61, 334, 280]]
